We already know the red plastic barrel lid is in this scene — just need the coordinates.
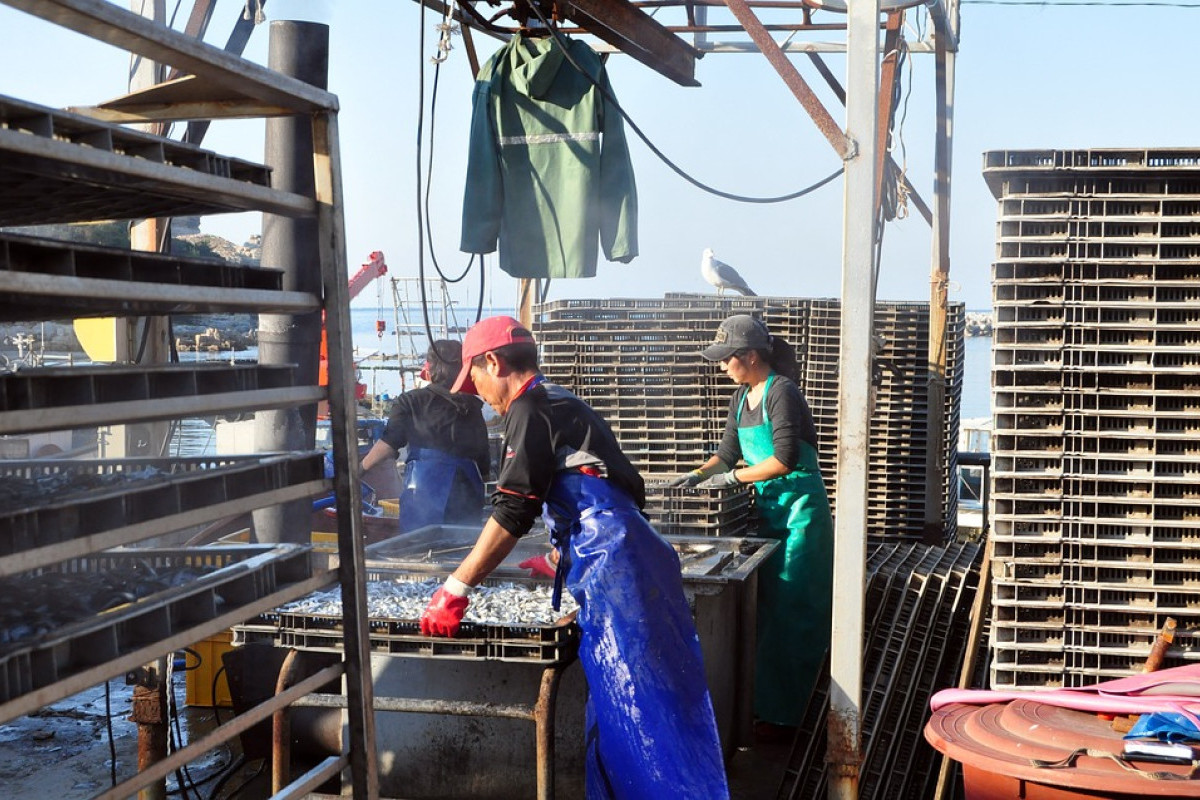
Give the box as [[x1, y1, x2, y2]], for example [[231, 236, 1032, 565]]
[[925, 699, 1200, 796]]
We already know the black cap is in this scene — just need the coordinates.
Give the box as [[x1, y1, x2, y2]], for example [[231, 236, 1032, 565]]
[[701, 314, 771, 361]]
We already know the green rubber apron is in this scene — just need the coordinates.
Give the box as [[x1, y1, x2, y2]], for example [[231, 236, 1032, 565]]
[[737, 374, 835, 726]]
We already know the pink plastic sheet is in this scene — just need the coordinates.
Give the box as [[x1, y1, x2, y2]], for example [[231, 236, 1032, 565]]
[[931, 663, 1200, 728]]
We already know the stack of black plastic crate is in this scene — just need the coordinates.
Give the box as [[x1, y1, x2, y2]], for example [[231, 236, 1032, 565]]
[[534, 294, 964, 541], [804, 299, 965, 539], [985, 148, 1200, 690]]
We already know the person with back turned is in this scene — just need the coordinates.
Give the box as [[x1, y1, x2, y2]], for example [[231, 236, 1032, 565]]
[[419, 315, 729, 799], [360, 339, 491, 533], [669, 314, 835, 740]]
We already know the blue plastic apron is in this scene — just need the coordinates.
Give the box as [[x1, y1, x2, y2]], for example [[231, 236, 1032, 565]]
[[737, 375, 834, 726], [397, 447, 484, 534], [543, 472, 729, 799]]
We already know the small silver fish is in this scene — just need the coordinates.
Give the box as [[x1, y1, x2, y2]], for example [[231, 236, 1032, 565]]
[[278, 578, 577, 625]]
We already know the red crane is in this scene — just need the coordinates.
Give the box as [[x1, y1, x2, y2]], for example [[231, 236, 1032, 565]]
[[318, 250, 388, 399]]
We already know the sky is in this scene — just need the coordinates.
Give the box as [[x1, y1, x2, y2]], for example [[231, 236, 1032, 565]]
[[1, 0, 1196, 312]]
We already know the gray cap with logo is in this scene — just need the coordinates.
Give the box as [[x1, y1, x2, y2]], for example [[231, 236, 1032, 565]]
[[701, 314, 772, 361]]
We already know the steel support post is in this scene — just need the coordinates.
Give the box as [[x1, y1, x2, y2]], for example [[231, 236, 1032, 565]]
[[254, 19, 329, 544], [923, 37, 956, 544], [929, 38, 963, 797], [828, 0, 880, 797]]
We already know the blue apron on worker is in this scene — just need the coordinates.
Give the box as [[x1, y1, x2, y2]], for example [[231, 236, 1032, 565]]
[[737, 374, 834, 726], [397, 447, 485, 534], [543, 471, 729, 800]]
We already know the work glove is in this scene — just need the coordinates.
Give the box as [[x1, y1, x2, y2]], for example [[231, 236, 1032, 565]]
[[518, 553, 557, 579], [420, 577, 472, 637], [665, 470, 706, 488], [698, 470, 741, 489]]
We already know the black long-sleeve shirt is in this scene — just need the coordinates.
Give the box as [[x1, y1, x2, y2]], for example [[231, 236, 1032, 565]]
[[492, 380, 645, 537], [380, 384, 491, 480], [715, 375, 818, 470]]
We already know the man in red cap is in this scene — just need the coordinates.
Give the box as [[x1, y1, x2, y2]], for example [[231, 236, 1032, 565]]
[[419, 315, 728, 798]]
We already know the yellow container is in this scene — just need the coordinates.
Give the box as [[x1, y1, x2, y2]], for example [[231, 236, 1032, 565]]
[[218, 528, 339, 552], [184, 630, 234, 708], [379, 499, 400, 517], [310, 531, 339, 552]]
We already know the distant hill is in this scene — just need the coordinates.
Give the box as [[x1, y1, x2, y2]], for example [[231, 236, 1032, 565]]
[[6, 221, 260, 263]]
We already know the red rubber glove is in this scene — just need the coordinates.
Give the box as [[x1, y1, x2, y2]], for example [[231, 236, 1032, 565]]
[[518, 553, 557, 579], [420, 582, 470, 637]]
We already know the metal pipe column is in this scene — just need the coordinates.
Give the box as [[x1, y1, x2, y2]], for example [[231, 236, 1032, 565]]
[[923, 31, 956, 544], [828, 0, 880, 796], [253, 19, 329, 544]]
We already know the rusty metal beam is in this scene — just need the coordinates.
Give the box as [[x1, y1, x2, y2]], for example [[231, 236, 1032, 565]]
[[804, 50, 933, 226], [873, 12, 903, 222], [923, 34, 954, 544], [164, 0, 217, 82], [720, 0, 849, 158], [461, 22, 482, 77], [561, 0, 701, 86]]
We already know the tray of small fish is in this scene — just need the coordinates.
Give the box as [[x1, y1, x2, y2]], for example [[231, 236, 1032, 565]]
[[234, 577, 580, 664]]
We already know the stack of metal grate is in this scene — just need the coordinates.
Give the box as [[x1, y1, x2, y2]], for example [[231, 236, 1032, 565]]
[[984, 148, 1200, 690], [534, 295, 964, 540], [776, 539, 983, 800]]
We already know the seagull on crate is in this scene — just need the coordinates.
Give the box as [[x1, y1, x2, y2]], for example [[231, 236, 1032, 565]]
[[701, 248, 757, 297]]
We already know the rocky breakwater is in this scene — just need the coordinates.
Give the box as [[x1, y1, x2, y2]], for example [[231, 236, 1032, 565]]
[[173, 313, 256, 353]]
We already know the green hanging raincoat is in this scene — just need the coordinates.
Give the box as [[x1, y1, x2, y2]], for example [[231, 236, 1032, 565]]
[[460, 34, 638, 279], [737, 375, 835, 726]]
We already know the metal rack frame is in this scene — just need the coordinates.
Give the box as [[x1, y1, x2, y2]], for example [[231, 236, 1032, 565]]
[[0, 1, 377, 796]]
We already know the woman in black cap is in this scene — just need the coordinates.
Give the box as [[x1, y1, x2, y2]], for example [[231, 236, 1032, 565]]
[[670, 313, 834, 738], [360, 339, 491, 533]]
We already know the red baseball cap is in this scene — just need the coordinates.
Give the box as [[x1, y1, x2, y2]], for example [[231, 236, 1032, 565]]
[[451, 315, 536, 394]]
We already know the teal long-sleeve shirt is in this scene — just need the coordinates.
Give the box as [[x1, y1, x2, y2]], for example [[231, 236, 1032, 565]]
[[460, 34, 638, 279]]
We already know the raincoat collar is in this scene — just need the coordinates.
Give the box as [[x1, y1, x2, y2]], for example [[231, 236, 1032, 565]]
[[508, 34, 566, 100]]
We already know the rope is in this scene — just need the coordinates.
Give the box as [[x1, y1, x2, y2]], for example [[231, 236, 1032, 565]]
[[1030, 746, 1200, 781]]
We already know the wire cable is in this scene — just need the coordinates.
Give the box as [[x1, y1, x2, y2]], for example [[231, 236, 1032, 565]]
[[527, 2, 845, 204], [177, 647, 202, 671], [166, 657, 201, 800], [211, 665, 227, 727], [207, 754, 248, 800], [415, 0, 478, 356], [104, 680, 117, 788], [220, 758, 266, 800], [475, 253, 487, 323], [424, 56, 476, 285]]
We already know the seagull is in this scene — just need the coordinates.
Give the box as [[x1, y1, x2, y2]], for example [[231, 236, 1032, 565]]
[[701, 248, 757, 297]]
